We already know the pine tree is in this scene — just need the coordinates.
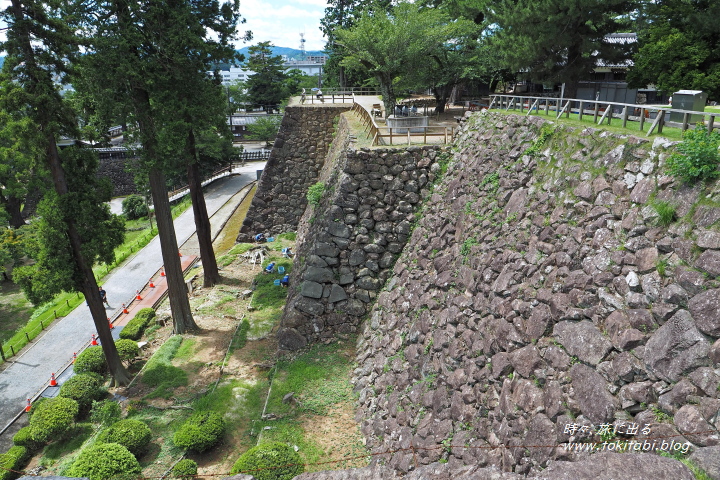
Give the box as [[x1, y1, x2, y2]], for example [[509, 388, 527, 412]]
[[488, 0, 637, 98], [245, 42, 289, 112]]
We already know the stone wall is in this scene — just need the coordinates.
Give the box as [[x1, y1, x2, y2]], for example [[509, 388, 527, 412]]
[[236, 104, 352, 242], [96, 151, 138, 197], [348, 112, 720, 476], [277, 111, 446, 350]]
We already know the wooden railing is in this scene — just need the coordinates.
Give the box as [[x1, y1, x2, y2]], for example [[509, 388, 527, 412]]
[[351, 102, 454, 146], [301, 90, 356, 105], [489, 94, 718, 136]]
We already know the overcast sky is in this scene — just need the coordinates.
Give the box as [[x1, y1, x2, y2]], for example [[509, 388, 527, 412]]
[[0, 0, 329, 52]]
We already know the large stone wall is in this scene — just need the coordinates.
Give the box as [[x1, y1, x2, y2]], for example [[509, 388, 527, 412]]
[[277, 113, 447, 350], [237, 104, 352, 242], [346, 112, 720, 477], [96, 150, 139, 197]]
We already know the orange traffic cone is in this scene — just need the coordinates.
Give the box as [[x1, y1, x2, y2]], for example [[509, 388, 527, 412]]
[[91, 333, 98, 346], [160, 268, 166, 277], [49, 373, 57, 387], [73, 352, 77, 363], [108, 318, 114, 330], [122, 303, 129, 314], [25, 399, 31, 413], [149, 278, 155, 288], [136, 290, 142, 300]]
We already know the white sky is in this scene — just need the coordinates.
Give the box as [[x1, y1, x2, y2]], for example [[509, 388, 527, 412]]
[[0, 0, 330, 53]]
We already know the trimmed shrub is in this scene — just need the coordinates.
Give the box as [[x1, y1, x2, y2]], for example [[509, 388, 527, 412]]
[[66, 443, 141, 480], [172, 412, 225, 453], [58, 373, 105, 413], [122, 194, 149, 220], [90, 399, 122, 426], [115, 339, 140, 363], [230, 442, 303, 480], [0, 446, 29, 480], [26, 397, 47, 419], [74, 346, 107, 375], [172, 459, 198, 478], [12, 426, 42, 452], [29, 396, 79, 443], [97, 419, 152, 457], [119, 308, 155, 340]]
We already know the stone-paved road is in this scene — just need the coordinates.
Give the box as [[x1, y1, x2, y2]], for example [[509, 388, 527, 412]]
[[0, 162, 264, 436]]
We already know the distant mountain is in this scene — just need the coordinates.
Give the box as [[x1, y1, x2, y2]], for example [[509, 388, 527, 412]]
[[236, 46, 325, 62]]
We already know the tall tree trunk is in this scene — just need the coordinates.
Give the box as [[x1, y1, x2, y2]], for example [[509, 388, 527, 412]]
[[9, 0, 130, 386], [0, 195, 25, 228], [113, 0, 198, 334], [186, 129, 220, 287], [148, 166, 198, 333], [378, 75, 396, 120]]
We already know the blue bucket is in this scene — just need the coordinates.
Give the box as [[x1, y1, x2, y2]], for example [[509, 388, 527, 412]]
[[278, 266, 286, 274], [273, 279, 281, 286], [267, 237, 275, 242]]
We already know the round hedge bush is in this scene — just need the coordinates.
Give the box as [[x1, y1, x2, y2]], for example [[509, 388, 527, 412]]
[[230, 442, 304, 480], [59, 373, 105, 413], [172, 411, 225, 453], [29, 396, 79, 443], [122, 194, 148, 220], [172, 459, 198, 478], [26, 397, 47, 419], [66, 442, 141, 480], [115, 339, 140, 363], [74, 346, 107, 375], [97, 419, 152, 457], [12, 426, 42, 452]]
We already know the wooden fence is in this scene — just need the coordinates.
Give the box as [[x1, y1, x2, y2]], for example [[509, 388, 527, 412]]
[[489, 94, 718, 136], [301, 90, 356, 105], [351, 102, 454, 146]]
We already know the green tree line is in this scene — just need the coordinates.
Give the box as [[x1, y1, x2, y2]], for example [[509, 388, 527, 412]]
[[320, 0, 720, 110]]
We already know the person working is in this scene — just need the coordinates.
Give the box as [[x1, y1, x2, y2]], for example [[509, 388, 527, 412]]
[[280, 274, 290, 287], [282, 247, 294, 258], [264, 262, 276, 274], [99, 286, 110, 307], [254, 233, 266, 243]]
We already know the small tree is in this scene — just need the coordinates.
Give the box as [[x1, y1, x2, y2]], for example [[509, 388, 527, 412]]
[[245, 42, 289, 112], [247, 116, 282, 147]]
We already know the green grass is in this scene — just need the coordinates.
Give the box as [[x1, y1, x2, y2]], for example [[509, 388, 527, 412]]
[[41, 423, 95, 461], [254, 341, 364, 472], [266, 342, 354, 416], [653, 201, 678, 226], [0, 198, 193, 364], [141, 336, 188, 399], [245, 258, 292, 338], [490, 108, 686, 141]]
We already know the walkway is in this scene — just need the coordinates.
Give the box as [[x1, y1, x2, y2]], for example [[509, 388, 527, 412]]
[[0, 161, 265, 437]]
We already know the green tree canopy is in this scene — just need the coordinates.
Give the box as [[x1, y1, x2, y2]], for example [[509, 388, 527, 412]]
[[335, 2, 452, 116], [627, 0, 720, 100], [487, 0, 637, 98]]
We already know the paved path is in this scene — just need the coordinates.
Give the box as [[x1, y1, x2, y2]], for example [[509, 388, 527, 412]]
[[0, 161, 264, 434]]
